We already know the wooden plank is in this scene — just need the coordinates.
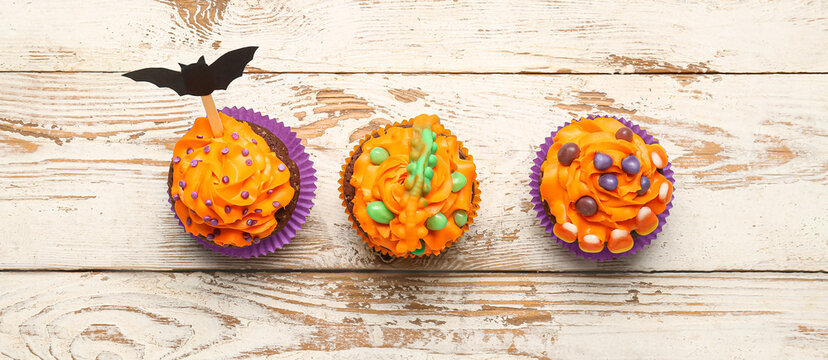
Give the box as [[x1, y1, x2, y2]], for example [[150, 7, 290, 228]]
[[2, 0, 827, 73], [0, 272, 825, 359], [0, 73, 826, 271]]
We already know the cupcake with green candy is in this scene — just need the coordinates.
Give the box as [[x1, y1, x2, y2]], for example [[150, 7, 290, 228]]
[[339, 114, 480, 258]]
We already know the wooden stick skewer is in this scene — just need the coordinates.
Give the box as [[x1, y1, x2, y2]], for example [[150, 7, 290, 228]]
[[200, 94, 223, 137]]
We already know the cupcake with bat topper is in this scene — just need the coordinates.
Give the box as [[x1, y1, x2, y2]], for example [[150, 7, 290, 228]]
[[340, 114, 480, 259], [124, 47, 316, 257], [529, 115, 675, 260]]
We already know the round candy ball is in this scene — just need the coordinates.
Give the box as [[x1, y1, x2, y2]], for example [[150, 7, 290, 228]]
[[598, 173, 618, 191], [575, 196, 598, 216], [593, 152, 612, 170], [615, 127, 634, 142], [637, 176, 651, 196], [621, 155, 641, 175], [557, 142, 580, 166]]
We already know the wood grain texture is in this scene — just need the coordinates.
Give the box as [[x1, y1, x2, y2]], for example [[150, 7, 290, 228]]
[[0, 272, 825, 359], [0, 73, 826, 271], [2, 0, 827, 73]]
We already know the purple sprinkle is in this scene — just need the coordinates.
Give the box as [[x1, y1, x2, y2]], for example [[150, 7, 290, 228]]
[[231, 132, 239, 140], [179, 180, 186, 189], [204, 145, 210, 153], [278, 164, 286, 171], [251, 138, 257, 144], [203, 215, 211, 222], [221, 147, 229, 155], [224, 205, 231, 213], [245, 159, 253, 166], [190, 210, 196, 214], [173, 156, 181, 164], [241, 191, 249, 199], [196, 134, 203, 139], [205, 199, 213, 206], [243, 209, 249, 215], [206, 234, 214, 240], [252, 238, 261, 244], [243, 233, 251, 240], [172, 194, 180, 201], [222, 176, 229, 184], [210, 219, 218, 226], [255, 209, 262, 213], [272, 201, 280, 208], [267, 189, 275, 195], [213, 229, 221, 235], [191, 191, 198, 199], [186, 218, 192, 225], [246, 219, 257, 226], [190, 160, 199, 167], [186, 148, 193, 154], [241, 148, 249, 156]]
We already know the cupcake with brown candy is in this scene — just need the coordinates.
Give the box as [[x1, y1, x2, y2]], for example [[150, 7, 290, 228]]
[[529, 115, 675, 260]]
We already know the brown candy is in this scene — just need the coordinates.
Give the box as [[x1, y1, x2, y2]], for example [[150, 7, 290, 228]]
[[575, 196, 598, 216], [557, 142, 580, 166], [615, 127, 634, 142]]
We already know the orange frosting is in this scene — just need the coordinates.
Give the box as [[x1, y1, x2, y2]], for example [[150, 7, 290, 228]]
[[170, 113, 295, 247], [539, 117, 672, 253], [349, 115, 477, 257]]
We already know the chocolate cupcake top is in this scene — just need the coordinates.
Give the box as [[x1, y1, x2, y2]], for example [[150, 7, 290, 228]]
[[346, 115, 477, 257], [539, 116, 672, 253], [170, 113, 295, 247]]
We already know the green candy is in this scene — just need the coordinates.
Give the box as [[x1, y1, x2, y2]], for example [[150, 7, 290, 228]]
[[410, 239, 426, 255], [426, 213, 447, 230], [453, 209, 468, 227], [369, 147, 389, 165], [450, 172, 467, 192], [428, 154, 438, 167], [431, 142, 438, 153], [366, 201, 394, 224], [407, 163, 416, 174], [424, 167, 434, 179]]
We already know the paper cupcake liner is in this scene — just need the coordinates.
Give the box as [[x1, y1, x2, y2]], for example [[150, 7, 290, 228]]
[[338, 118, 481, 258], [171, 106, 317, 258], [529, 115, 675, 261]]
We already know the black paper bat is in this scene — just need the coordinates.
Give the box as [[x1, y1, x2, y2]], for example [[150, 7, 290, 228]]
[[123, 46, 258, 96]]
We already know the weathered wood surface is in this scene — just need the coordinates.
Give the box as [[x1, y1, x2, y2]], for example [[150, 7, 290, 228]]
[[0, 272, 825, 359], [2, 0, 827, 73], [1, 73, 826, 271]]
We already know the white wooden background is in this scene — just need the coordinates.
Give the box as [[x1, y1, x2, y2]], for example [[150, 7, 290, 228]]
[[1, 0, 826, 359]]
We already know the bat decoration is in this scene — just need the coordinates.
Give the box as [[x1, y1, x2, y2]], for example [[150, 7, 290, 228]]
[[123, 46, 258, 96]]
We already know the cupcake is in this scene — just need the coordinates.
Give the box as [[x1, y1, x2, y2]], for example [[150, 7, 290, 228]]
[[340, 114, 480, 258], [125, 47, 316, 257], [167, 108, 314, 255], [529, 115, 674, 260]]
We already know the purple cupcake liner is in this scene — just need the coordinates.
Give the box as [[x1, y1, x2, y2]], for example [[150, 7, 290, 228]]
[[171, 106, 317, 258], [529, 115, 675, 261]]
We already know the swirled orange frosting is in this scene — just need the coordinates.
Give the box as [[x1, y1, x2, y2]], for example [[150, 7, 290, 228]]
[[350, 115, 477, 257], [170, 113, 295, 247], [539, 117, 672, 253]]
